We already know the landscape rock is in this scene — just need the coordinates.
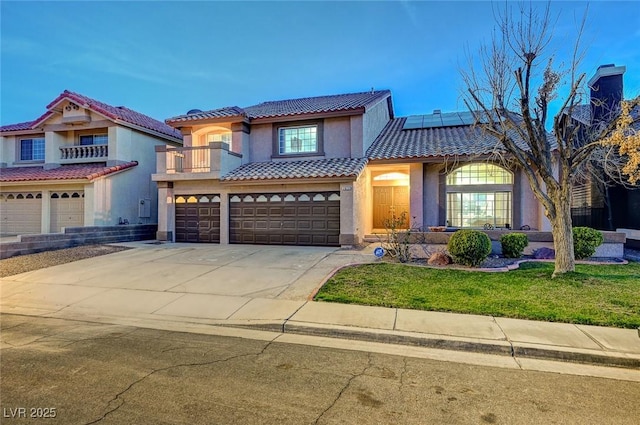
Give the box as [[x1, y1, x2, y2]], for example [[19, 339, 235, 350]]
[[533, 247, 556, 259], [428, 251, 452, 266]]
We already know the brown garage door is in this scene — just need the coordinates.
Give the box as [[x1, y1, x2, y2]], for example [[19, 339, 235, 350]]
[[175, 194, 220, 243], [229, 192, 340, 246]]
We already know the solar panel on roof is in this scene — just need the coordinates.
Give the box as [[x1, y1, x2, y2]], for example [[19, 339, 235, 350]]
[[402, 111, 490, 130], [402, 115, 424, 130]]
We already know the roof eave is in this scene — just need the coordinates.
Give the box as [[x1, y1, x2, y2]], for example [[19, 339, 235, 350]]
[[166, 115, 248, 128], [113, 119, 183, 144], [250, 107, 366, 124]]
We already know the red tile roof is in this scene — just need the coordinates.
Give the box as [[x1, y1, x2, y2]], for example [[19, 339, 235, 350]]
[[0, 120, 41, 132], [0, 162, 138, 182], [1, 91, 182, 141], [166, 90, 392, 124]]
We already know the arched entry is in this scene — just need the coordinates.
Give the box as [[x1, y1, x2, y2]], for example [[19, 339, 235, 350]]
[[372, 170, 410, 229]]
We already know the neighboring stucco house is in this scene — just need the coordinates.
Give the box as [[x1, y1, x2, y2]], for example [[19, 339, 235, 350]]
[[154, 90, 545, 247], [0, 90, 182, 235]]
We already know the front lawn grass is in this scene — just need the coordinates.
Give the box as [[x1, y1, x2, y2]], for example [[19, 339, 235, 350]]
[[314, 261, 640, 328]]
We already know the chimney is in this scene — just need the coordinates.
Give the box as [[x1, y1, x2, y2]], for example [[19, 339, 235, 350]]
[[588, 64, 626, 125]]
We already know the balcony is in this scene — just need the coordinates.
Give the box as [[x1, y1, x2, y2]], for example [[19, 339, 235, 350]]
[[153, 143, 242, 182], [166, 146, 211, 173], [60, 144, 108, 163]]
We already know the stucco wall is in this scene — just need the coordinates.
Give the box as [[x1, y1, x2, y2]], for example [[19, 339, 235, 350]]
[[0, 135, 16, 166], [323, 117, 351, 158], [423, 164, 442, 226], [248, 123, 272, 162], [247, 117, 356, 163]]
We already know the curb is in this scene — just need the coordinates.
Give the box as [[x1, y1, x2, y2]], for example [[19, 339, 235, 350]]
[[228, 320, 640, 370]]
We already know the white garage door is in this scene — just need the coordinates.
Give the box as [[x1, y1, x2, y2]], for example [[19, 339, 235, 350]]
[[50, 192, 84, 233], [0, 192, 42, 235]]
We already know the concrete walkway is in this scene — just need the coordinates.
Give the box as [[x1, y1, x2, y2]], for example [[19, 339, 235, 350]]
[[1, 242, 639, 370]]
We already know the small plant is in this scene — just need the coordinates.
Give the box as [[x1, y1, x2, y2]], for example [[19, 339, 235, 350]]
[[573, 227, 604, 260], [447, 229, 492, 267], [381, 211, 413, 263], [500, 233, 528, 258]]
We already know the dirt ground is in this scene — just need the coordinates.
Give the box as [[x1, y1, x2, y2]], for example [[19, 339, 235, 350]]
[[0, 245, 131, 278]]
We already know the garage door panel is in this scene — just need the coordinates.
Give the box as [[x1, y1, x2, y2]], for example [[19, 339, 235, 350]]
[[298, 220, 311, 230], [175, 195, 220, 243], [229, 192, 340, 247], [1, 193, 42, 235]]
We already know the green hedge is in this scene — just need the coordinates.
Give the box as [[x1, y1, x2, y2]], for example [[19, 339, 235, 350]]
[[500, 233, 529, 258], [573, 227, 604, 260], [448, 229, 492, 267]]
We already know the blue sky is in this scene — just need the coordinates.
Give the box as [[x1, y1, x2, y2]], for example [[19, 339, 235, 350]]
[[1, 1, 639, 127]]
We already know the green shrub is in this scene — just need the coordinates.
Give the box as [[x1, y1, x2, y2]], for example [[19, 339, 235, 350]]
[[573, 227, 604, 260], [447, 229, 492, 267], [500, 233, 529, 258]]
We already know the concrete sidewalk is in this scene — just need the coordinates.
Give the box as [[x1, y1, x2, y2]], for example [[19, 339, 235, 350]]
[[1, 242, 639, 370]]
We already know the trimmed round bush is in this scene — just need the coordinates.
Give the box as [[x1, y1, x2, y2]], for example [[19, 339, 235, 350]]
[[573, 226, 603, 260], [500, 233, 529, 258], [447, 229, 492, 267]]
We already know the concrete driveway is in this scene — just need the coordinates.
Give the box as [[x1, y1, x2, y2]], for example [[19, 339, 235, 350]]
[[0, 242, 374, 327]]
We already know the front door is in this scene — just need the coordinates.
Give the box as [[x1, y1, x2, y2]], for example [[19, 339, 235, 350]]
[[373, 186, 410, 228]]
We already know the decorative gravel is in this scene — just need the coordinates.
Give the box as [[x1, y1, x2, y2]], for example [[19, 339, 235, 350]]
[[0, 245, 131, 278]]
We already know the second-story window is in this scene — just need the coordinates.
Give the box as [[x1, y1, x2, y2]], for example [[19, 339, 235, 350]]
[[79, 134, 108, 145], [279, 125, 318, 154], [20, 138, 45, 161], [206, 132, 232, 145]]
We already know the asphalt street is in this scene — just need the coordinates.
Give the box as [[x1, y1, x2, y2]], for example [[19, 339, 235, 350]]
[[1, 314, 638, 425]]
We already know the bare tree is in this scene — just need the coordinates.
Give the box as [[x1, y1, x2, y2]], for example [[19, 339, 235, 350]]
[[461, 2, 640, 276]]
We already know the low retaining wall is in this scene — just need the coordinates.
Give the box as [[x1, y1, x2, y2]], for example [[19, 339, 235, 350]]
[[371, 230, 626, 259], [617, 228, 640, 249], [0, 224, 157, 259]]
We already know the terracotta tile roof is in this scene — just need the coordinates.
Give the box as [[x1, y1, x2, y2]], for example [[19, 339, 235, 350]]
[[44, 90, 182, 139], [166, 106, 246, 124], [243, 90, 391, 119], [1, 91, 181, 140], [221, 157, 367, 181], [0, 120, 42, 132], [367, 118, 508, 160], [167, 90, 392, 124], [0, 162, 138, 183]]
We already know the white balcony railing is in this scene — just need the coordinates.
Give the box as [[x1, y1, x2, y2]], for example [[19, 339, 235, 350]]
[[60, 144, 108, 160], [166, 146, 211, 173]]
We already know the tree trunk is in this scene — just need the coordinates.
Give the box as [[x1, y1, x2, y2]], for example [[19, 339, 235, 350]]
[[551, 199, 575, 277]]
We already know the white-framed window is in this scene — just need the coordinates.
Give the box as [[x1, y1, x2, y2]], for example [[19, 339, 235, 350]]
[[278, 125, 318, 154], [79, 134, 108, 145], [19, 137, 45, 161], [446, 164, 513, 228], [206, 132, 232, 144]]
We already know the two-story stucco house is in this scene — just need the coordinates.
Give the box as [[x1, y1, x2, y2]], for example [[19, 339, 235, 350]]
[[0, 90, 182, 235], [154, 91, 392, 246], [154, 90, 546, 247]]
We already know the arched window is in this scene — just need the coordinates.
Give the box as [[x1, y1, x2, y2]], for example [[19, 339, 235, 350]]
[[446, 163, 513, 228]]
